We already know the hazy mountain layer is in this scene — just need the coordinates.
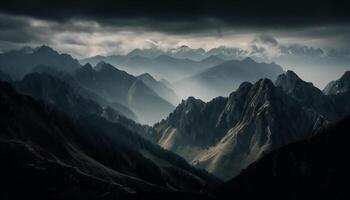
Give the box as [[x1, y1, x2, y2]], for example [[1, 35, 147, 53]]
[[176, 57, 284, 100], [74, 62, 175, 124], [80, 54, 225, 82], [31, 65, 138, 121], [138, 73, 180, 105]]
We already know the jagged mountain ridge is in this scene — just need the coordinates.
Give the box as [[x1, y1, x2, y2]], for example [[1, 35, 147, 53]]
[[275, 70, 338, 121], [155, 77, 327, 180], [80, 45, 246, 64], [80, 53, 225, 82], [323, 71, 350, 120], [324, 71, 350, 95], [0, 45, 81, 79], [0, 81, 220, 199]]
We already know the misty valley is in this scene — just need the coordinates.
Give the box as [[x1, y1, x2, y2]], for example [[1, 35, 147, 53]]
[[1, 1, 350, 200]]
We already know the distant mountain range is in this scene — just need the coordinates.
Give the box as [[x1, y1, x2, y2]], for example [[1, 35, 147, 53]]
[[81, 45, 246, 63], [0, 46, 180, 125], [155, 70, 350, 180], [176, 57, 284, 100], [81, 44, 350, 89], [82, 52, 285, 101], [81, 53, 225, 82]]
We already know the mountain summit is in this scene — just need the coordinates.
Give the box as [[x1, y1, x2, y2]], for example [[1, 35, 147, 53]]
[[323, 71, 350, 95]]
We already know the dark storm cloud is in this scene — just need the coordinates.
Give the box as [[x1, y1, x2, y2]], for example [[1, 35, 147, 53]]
[[0, 14, 36, 43], [0, 0, 349, 34], [0, 0, 349, 58]]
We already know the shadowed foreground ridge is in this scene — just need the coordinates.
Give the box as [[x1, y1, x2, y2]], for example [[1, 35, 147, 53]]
[[0, 81, 219, 200], [215, 115, 350, 200]]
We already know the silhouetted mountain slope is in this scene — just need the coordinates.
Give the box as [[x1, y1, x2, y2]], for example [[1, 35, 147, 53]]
[[177, 57, 284, 100], [155, 78, 326, 180], [275, 70, 338, 121], [138, 73, 180, 105], [0, 46, 80, 79], [324, 71, 350, 95], [323, 71, 350, 120], [14, 73, 103, 119], [12, 72, 156, 140], [75, 62, 174, 124], [215, 116, 350, 200], [0, 81, 219, 199]]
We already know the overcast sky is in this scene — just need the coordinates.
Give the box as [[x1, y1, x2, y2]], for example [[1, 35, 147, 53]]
[[0, 0, 349, 58]]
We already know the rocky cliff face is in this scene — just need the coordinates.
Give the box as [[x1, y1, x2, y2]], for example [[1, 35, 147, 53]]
[[155, 77, 327, 180], [275, 70, 338, 121], [324, 71, 350, 95], [323, 71, 350, 120]]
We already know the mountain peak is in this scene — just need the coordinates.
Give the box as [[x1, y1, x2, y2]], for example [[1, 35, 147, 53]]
[[275, 70, 310, 93], [83, 63, 93, 69], [179, 45, 190, 49], [94, 61, 116, 72], [183, 96, 204, 105], [340, 71, 350, 81], [35, 45, 57, 54], [139, 72, 153, 78], [324, 71, 350, 95], [242, 57, 255, 63], [138, 73, 156, 82], [285, 70, 299, 78], [257, 78, 275, 88]]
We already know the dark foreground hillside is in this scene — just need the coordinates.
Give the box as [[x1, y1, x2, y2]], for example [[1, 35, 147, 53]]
[[214, 115, 350, 200], [0, 81, 218, 200]]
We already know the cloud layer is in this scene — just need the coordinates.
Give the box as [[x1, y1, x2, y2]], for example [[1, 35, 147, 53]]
[[0, 0, 350, 58]]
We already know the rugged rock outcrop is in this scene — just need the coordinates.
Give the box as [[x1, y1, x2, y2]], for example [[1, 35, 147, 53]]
[[275, 70, 338, 121], [323, 71, 350, 95], [155, 78, 327, 180]]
